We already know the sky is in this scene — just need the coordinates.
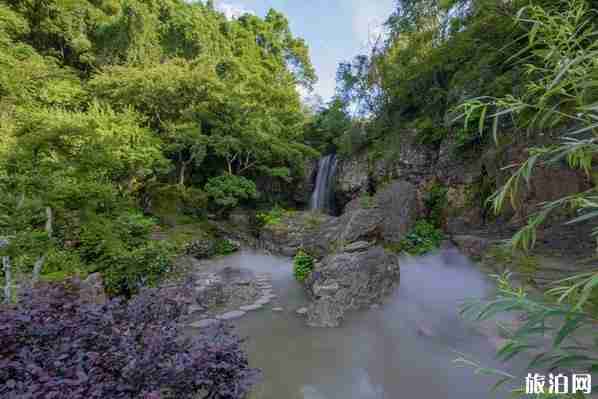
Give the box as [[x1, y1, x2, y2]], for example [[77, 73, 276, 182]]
[[212, 0, 395, 102]]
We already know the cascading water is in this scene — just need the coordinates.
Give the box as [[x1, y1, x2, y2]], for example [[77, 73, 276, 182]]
[[310, 154, 338, 214]]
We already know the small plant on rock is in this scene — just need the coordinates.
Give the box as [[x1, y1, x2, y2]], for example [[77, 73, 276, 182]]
[[399, 220, 444, 256], [214, 239, 238, 255], [293, 249, 314, 282]]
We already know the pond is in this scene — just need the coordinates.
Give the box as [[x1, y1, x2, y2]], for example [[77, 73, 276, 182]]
[[200, 248, 524, 399]]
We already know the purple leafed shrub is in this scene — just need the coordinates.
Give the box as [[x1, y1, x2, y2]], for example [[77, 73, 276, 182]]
[[0, 282, 260, 399]]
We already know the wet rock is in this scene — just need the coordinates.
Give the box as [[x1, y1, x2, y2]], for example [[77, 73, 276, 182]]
[[296, 307, 309, 316], [194, 281, 226, 308], [240, 304, 263, 311], [305, 245, 400, 328], [307, 299, 344, 328], [185, 239, 216, 259], [343, 241, 373, 253], [255, 297, 271, 305], [312, 282, 339, 297], [260, 180, 417, 257], [216, 310, 246, 320]]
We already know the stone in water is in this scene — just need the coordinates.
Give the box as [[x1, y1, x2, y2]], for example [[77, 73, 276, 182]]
[[189, 319, 219, 328], [216, 310, 246, 320], [239, 304, 263, 311], [296, 307, 308, 316]]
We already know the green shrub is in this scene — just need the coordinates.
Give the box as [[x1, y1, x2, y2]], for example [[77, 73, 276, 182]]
[[213, 239, 238, 256], [115, 211, 156, 247], [399, 220, 444, 255], [256, 206, 285, 227], [293, 249, 314, 282], [204, 174, 258, 213], [103, 241, 175, 297], [42, 248, 86, 278]]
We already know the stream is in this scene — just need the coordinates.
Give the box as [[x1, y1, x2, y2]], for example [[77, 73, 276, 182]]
[[199, 248, 525, 399]]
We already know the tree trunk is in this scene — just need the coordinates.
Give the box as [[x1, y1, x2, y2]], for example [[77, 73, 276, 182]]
[[31, 254, 46, 284], [32, 207, 53, 283], [179, 161, 187, 186], [45, 206, 53, 238], [3, 256, 11, 304]]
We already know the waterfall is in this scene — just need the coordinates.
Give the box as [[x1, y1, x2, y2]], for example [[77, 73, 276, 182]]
[[310, 154, 338, 214]]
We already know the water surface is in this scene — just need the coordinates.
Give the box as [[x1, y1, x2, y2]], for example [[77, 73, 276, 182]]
[[203, 249, 522, 399]]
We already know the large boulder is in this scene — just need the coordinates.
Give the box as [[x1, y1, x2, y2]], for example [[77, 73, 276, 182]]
[[304, 244, 400, 327], [260, 180, 418, 258], [372, 180, 418, 243]]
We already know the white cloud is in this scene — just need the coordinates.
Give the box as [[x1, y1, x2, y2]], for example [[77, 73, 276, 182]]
[[215, 1, 255, 20]]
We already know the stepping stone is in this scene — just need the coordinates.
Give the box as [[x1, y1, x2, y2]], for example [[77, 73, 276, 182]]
[[188, 305, 205, 314], [189, 319, 219, 328], [258, 285, 273, 290], [216, 310, 246, 320], [255, 297, 271, 305], [272, 307, 284, 312], [296, 307, 308, 316], [239, 304, 263, 311]]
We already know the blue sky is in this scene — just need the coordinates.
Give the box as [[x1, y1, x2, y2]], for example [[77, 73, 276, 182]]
[[212, 0, 395, 102]]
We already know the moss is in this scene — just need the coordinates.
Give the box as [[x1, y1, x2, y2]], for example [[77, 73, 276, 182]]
[[40, 270, 87, 282], [160, 221, 215, 252]]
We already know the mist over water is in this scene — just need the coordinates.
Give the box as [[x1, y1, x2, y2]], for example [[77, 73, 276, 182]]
[[204, 249, 524, 399]]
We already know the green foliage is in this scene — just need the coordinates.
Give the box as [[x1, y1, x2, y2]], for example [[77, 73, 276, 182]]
[[454, 2, 598, 394], [359, 194, 375, 209], [335, 0, 530, 151], [293, 249, 314, 282], [485, 245, 539, 278], [423, 182, 448, 227], [42, 248, 86, 279], [457, 0, 598, 252], [459, 271, 598, 396], [398, 220, 444, 255], [0, 0, 318, 296], [213, 239, 238, 256], [256, 206, 286, 227], [205, 174, 258, 211], [103, 240, 175, 297], [303, 97, 352, 154]]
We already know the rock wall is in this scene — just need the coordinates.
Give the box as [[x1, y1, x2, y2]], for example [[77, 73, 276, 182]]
[[334, 130, 593, 239]]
